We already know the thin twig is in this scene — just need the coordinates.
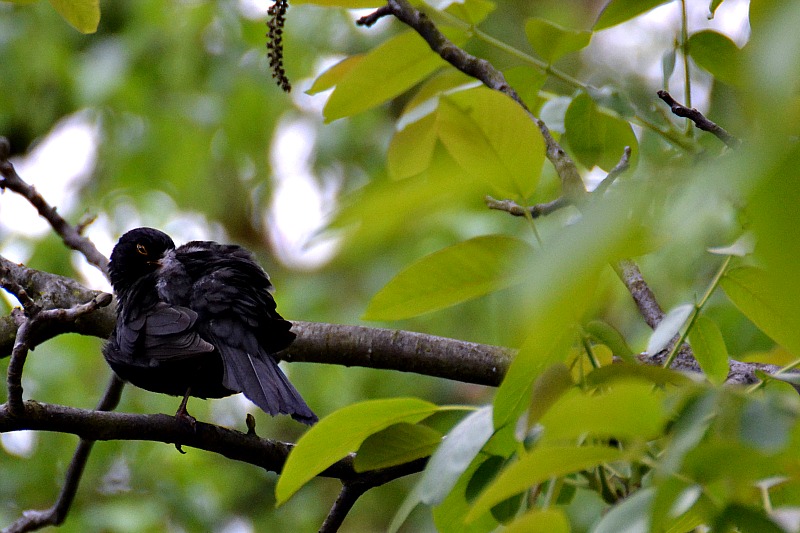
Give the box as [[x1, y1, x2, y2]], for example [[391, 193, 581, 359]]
[[0, 137, 109, 276], [484, 195, 569, 219], [319, 482, 369, 533], [594, 146, 632, 196], [656, 91, 740, 149], [356, 6, 391, 27]]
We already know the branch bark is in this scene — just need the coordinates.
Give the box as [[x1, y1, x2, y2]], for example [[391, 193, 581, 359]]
[[0, 400, 426, 483], [657, 90, 740, 149]]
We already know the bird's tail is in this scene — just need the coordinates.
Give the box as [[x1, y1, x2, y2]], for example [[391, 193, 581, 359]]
[[220, 345, 317, 425]]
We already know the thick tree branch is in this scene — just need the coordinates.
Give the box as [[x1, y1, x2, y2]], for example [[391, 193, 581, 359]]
[[613, 259, 663, 330], [0, 400, 426, 488], [0, 139, 109, 275], [656, 91, 740, 149], [284, 321, 512, 387]]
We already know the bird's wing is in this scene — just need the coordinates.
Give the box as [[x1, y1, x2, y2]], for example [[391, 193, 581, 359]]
[[112, 302, 214, 365], [189, 265, 315, 424]]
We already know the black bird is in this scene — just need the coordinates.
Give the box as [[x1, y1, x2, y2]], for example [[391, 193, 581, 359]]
[[103, 227, 317, 425]]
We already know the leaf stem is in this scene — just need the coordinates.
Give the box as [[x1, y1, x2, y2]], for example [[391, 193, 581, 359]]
[[680, 0, 693, 136], [662, 255, 732, 369]]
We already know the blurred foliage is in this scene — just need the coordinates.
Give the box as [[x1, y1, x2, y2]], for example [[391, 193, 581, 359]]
[[3, 0, 800, 531]]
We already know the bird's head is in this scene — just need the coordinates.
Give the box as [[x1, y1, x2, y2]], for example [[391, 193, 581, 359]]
[[108, 227, 176, 294]]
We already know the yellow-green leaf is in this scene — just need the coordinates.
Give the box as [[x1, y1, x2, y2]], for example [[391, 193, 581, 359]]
[[437, 86, 545, 198], [307, 55, 365, 95], [355, 423, 442, 472], [465, 445, 623, 522], [538, 382, 668, 443], [48, 0, 100, 33], [688, 315, 730, 385], [293, 0, 385, 7], [363, 235, 536, 321], [504, 508, 570, 533], [276, 398, 441, 504], [388, 113, 439, 179], [323, 31, 445, 122]]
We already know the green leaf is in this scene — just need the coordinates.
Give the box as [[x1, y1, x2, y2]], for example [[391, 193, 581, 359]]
[[465, 445, 623, 521], [437, 87, 545, 198], [293, 0, 385, 8], [363, 235, 536, 321], [721, 266, 800, 356], [495, 328, 578, 430], [688, 30, 743, 86], [503, 508, 570, 533], [525, 18, 592, 64], [503, 66, 548, 111], [528, 363, 575, 426], [586, 363, 692, 388], [739, 394, 796, 453], [713, 503, 785, 533], [594, 0, 672, 30], [493, 191, 647, 429], [662, 48, 677, 87], [48, 0, 100, 33], [538, 382, 668, 443], [585, 320, 635, 361], [275, 398, 442, 504], [593, 487, 654, 533], [688, 315, 730, 385], [444, 0, 496, 25], [307, 55, 365, 95], [432, 455, 500, 533], [323, 31, 446, 122], [564, 92, 638, 171], [418, 406, 495, 505], [354, 423, 442, 472], [647, 303, 694, 355], [388, 113, 439, 180]]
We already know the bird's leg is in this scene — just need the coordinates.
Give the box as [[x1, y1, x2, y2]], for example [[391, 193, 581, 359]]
[[174, 388, 196, 454]]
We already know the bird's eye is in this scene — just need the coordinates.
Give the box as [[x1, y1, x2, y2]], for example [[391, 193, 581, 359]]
[[136, 244, 148, 256]]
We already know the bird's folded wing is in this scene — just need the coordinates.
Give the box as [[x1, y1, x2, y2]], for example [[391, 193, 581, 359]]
[[116, 302, 215, 362]]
